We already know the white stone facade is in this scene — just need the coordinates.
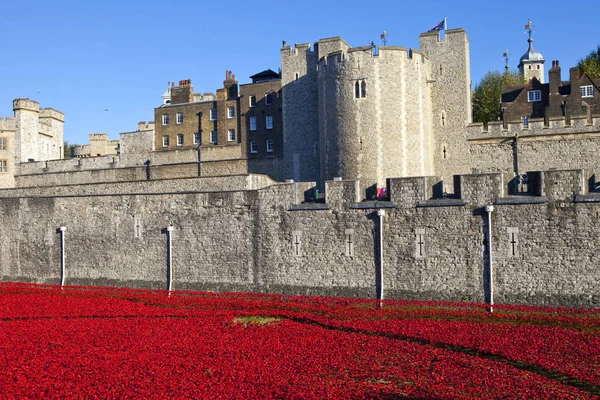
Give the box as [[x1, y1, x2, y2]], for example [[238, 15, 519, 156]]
[[0, 99, 64, 188], [281, 29, 472, 194]]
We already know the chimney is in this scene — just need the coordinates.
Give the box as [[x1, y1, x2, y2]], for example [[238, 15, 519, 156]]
[[547, 60, 562, 119]]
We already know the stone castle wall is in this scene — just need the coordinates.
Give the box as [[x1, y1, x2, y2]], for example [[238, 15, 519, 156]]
[[420, 29, 472, 185], [468, 115, 600, 180], [281, 42, 321, 184], [0, 170, 597, 307]]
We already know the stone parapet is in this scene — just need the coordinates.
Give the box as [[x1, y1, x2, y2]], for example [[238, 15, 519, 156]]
[[467, 115, 600, 140], [0, 117, 16, 131]]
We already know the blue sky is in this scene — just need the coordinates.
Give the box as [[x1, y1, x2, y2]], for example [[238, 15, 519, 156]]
[[1, 0, 599, 144]]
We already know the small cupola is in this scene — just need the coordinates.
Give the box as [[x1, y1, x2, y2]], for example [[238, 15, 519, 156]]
[[518, 19, 545, 83]]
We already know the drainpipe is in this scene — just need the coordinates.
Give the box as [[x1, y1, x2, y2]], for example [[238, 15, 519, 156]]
[[59, 226, 66, 287], [166, 225, 174, 292], [377, 210, 385, 308], [484, 206, 494, 312]]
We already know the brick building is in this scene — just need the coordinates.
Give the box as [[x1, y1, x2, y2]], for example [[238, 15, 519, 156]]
[[154, 70, 282, 165], [501, 25, 599, 126]]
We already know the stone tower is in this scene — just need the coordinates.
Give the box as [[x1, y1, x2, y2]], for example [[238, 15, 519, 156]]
[[518, 19, 545, 83], [420, 28, 472, 182], [13, 98, 64, 164], [316, 41, 434, 194], [282, 29, 473, 193]]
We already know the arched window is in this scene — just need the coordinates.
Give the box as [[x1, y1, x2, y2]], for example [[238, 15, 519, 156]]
[[355, 81, 360, 98], [361, 81, 366, 98]]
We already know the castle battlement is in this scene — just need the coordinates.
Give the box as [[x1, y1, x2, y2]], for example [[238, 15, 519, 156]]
[[323, 168, 590, 208], [317, 45, 428, 69], [39, 108, 65, 122], [137, 121, 155, 131], [281, 42, 312, 56], [0, 117, 16, 131], [13, 98, 40, 112], [467, 115, 600, 140]]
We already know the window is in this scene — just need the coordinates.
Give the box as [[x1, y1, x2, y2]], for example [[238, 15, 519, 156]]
[[355, 80, 366, 98], [228, 129, 236, 142], [162, 136, 170, 147], [210, 131, 218, 144], [227, 107, 235, 119], [177, 134, 184, 146], [266, 115, 273, 130], [249, 116, 257, 131], [249, 95, 256, 107], [176, 112, 183, 124], [265, 93, 273, 106], [194, 133, 201, 145], [210, 109, 217, 120], [522, 116, 529, 128], [162, 114, 169, 125], [581, 85, 594, 98], [266, 139, 274, 152], [250, 141, 257, 153], [0, 138, 6, 151], [527, 90, 541, 102], [0, 160, 6, 173]]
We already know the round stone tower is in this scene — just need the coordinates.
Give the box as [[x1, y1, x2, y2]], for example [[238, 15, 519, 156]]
[[316, 45, 434, 194]]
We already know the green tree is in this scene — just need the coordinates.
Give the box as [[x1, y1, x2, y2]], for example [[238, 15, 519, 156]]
[[63, 141, 78, 158], [578, 45, 600, 78], [472, 71, 524, 125]]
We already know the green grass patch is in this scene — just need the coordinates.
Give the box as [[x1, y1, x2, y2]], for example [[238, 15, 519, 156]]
[[233, 316, 280, 327]]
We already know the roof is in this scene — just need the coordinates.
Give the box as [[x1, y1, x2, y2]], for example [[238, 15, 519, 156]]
[[518, 38, 544, 67], [250, 69, 280, 83]]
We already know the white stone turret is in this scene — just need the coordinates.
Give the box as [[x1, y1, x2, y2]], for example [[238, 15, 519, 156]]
[[518, 19, 545, 83]]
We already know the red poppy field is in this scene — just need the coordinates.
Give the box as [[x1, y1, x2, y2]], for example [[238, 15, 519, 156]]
[[0, 283, 598, 399]]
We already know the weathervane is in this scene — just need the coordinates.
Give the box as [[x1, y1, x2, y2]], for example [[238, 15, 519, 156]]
[[380, 30, 389, 46], [525, 19, 534, 40], [503, 49, 510, 73]]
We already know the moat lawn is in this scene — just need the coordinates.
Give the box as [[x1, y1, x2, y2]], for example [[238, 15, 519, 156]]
[[0, 283, 598, 399]]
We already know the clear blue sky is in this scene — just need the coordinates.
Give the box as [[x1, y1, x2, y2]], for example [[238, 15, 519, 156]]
[[1, 0, 599, 145]]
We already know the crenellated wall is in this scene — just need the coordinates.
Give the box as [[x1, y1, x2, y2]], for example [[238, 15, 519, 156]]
[[0, 170, 597, 307], [468, 115, 600, 178]]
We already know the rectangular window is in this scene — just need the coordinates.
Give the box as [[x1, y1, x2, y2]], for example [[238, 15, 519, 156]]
[[522, 116, 529, 128], [250, 141, 257, 153], [266, 115, 273, 130], [580, 85, 594, 98], [249, 95, 256, 107], [266, 139, 274, 152], [210, 109, 217, 120], [194, 133, 201, 145], [0, 160, 6, 173], [162, 114, 169, 125], [162, 136, 170, 147], [0, 138, 6, 151], [228, 129, 236, 142], [210, 131, 218, 144], [227, 106, 235, 119], [177, 134, 184, 146], [527, 90, 541, 102], [176, 112, 183, 124], [249, 116, 257, 131], [265, 93, 273, 106]]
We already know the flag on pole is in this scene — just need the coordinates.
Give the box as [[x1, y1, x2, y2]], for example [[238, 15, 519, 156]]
[[429, 19, 446, 32]]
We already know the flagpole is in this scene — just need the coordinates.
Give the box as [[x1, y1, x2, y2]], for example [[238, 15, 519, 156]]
[[444, 17, 447, 31]]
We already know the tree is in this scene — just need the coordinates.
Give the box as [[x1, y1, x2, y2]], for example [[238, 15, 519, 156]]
[[578, 45, 600, 79], [472, 71, 524, 125], [63, 141, 78, 158]]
